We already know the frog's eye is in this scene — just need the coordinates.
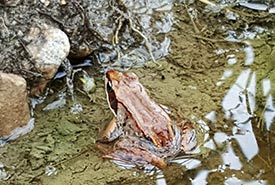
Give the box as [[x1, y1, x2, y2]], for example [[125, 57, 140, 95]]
[[107, 81, 114, 93]]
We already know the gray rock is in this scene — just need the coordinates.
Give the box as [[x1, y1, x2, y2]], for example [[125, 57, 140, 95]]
[[0, 72, 30, 137], [26, 24, 70, 80], [24, 24, 70, 96]]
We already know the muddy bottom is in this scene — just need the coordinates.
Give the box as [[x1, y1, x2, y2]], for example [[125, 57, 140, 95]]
[[1, 2, 275, 185]]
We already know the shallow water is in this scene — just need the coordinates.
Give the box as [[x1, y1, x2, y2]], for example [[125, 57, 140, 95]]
[[1, 2, 275, 185]]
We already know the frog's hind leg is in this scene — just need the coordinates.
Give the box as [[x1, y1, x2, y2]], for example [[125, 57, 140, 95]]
[[103, 147, 167, 169], [102, 137, 168, 169]]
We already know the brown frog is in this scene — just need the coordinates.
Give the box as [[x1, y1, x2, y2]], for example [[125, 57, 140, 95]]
[[98, 70, 197, 168]]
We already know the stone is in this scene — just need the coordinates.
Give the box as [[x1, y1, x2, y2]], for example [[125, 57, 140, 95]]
[[0, 0, 21, 6], [25, 24, 70, 96], [0, 72, 30, 136]]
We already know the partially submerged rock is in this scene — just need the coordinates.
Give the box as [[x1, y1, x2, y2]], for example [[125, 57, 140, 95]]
[[24, 24, 70, 96], [0, 72, 30, 137]]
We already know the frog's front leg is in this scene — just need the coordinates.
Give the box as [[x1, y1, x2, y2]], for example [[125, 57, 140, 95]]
[[99, 103, 127, 142], [99, 118, 123, 142]]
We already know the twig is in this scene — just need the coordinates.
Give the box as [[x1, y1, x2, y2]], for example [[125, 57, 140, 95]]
[[72, 0, 86, 25], [111, 3, 161, 67], [37, 10, 70, 29], [192, 34, 242, 44], [198, 0, 216, 6], [128, 18, 161, 67], [18, 39, 31, 57], [185, 4, 200, 34], [113, 16, 123, 45], [0, 17, 10, 35], [257, 153, 275, 174], [112, 16, 123, 61]]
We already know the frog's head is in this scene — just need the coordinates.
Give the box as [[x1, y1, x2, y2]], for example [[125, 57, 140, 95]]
[[105, 70, 139, 115]]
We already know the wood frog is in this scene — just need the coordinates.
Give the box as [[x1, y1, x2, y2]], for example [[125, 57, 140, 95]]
[[98, 70, 197, 168]]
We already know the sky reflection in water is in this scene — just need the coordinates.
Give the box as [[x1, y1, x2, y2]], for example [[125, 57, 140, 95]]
[[174, 34, 274, 185]]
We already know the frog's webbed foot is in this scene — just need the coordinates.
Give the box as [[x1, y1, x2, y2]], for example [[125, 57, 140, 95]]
[[177, 120, 197, 152]]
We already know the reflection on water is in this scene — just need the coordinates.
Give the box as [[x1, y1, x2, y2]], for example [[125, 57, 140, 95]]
[[224, 177, 267, 185], [156, 172, 166, 185], [192, 170, 268, 185], [221, 142, 242, 170], [154, 32, 274, 184], [244, 44, 255, 66], [191, 170, 210, 185], [262, 79, 275, 130], [0, 118, 35, 146], [191, 35, 274, 184], [173, 158, 202, 169], [223, 68, 259, 160]]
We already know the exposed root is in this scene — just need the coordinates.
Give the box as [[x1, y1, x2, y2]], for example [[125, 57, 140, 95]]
[[198, 0, 217, 6], [185, 4, 200, 34], [110, 1, 161, 68]]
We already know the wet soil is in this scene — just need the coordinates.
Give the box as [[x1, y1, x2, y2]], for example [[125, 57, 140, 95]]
[[1, 1, 275, 185], [1, 57, 217, 184]]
